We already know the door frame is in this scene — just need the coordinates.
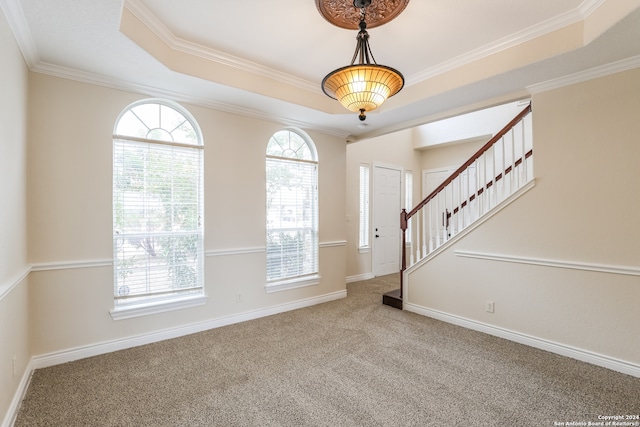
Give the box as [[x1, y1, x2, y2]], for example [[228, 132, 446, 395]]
[[422, 166, 457, 198]]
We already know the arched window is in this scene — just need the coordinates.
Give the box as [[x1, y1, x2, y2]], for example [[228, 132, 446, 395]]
[[266, 129, 319, 291], [112, 99, 204, 314]]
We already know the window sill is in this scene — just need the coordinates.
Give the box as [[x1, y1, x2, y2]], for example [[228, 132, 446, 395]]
[[110, 294, 208, 321], [265, 274, 321, 293], [358, 246, 370, 254]]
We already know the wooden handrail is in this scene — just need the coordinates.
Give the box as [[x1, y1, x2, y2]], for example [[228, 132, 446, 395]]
[[403, 104, 532, 222], [449, 149, 533, 217], [398, 104, 532, 296]]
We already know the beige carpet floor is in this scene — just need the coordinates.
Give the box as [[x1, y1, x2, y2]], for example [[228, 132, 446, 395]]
[[14, 275, 640, 426]]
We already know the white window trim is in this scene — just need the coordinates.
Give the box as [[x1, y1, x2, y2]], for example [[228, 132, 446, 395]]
[[110, 294, 208, 321], [265, 274, 321, 294]]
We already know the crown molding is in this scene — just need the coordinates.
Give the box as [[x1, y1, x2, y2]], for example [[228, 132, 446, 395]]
[[123, 0, 319, 95], [407, 0, 604, 85], [0, 0, 353, 140], [526, 55, 640, 93], [31, 61, 350, 138], [0, 0, 39, 67], [579, 0, 608, 16]]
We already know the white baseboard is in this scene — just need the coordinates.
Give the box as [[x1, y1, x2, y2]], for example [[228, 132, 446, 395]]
[[1, 359, 34, 427], [346, 273, 375, 283], [404, 303, 640, 378], [31, 289, 346, 370]]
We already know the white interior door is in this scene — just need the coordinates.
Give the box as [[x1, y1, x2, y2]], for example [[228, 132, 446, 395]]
[[423, 168, 453, 198], [373, 165, 402, 277]]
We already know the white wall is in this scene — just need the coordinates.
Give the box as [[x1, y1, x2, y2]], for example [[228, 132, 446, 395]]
[[419, 138, 486, 180], [406, 67, 640, 370], [0, 6, 30, 424], [413, 101, 524, 149], [25, 73, 347, 358]]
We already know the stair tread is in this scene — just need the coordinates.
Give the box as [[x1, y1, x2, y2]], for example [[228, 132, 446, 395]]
[[382, 289, 402, 310]]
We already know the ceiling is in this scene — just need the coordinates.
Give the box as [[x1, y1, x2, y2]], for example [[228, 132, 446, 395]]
[[3, 0, 640, 141]]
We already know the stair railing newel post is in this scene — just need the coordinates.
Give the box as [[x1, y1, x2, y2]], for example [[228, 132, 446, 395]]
[[400, 208, 408, 297]]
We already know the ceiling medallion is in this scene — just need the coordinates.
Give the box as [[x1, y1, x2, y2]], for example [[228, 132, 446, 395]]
[[315, 0, 410, 30]]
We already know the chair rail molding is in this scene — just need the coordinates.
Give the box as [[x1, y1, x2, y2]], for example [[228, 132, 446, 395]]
[[454, 250, 640, 277]]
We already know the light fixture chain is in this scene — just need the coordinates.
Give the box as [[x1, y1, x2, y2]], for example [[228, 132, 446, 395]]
[[365, 39, 377, 65]]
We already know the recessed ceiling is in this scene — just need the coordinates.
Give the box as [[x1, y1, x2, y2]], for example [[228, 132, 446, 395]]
[[4, 0, 640, 141]]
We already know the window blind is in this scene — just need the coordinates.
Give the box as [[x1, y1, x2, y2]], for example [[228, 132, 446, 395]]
[[266, 157, 318, 282], [113, 138, 203, 305], [359, 164, 370, 248]]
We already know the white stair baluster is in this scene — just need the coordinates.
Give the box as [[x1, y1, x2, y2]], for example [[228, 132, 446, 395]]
[[521, 120, 527, 184]]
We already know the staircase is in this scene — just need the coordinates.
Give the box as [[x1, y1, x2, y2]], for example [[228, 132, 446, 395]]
[[384, 104, 534, 309]]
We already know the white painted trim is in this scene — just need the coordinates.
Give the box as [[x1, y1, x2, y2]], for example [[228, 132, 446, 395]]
[[0, 0, 39, 67], [408, 0, 609, 86], [319, 240, 347, 248], [204, 241, 344, 258], [30, 259, 112, 272], [0, 264, 30, 302], [346, 273, 375, 283], [25, 242, 343, 267], [454, 250, 640, 277], [527, 55, 640, 94], [109, 294, 209, 321], [31, 289, 346, 370], [265, 274, 321, 293], [205, 247, 265, 257], [408, 3, 588, 85], [1, 358, 35, 427], [404, 304, 640, 378], [579, 0, 607, 16], [6, 0, 607, 96], [28, 61, 349, 139], [122, 0, 318, 94]]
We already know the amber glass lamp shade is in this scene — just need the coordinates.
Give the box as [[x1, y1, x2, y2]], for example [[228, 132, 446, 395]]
[[321, 9, 404, 121], [322, 64, 404, 118]]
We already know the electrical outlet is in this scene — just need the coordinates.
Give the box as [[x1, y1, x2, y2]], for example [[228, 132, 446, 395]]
[[12, 355, 16, 377], [235, 292, 242, 303], [486, 300, 495, 313]]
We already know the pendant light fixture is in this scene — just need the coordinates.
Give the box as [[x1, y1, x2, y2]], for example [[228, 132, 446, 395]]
[[321, 0, 404, 121]]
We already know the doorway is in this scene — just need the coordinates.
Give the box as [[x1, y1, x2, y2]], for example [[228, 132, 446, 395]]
[[373, 164, 402, 277]]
